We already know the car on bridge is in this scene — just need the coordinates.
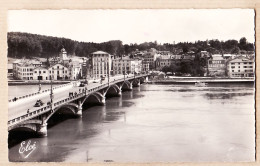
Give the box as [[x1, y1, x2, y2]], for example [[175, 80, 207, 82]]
[[34, 99, 44, 107]]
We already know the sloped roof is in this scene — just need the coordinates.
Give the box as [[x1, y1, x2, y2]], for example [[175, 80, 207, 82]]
[[91, 51, 109, 55], [211, 56, 224, 61], [229, 56, 252, 63]]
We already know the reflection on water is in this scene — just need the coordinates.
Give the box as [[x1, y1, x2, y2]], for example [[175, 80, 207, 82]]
[[9, 83, 255, 162]]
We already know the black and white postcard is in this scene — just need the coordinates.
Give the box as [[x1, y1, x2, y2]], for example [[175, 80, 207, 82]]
[[6, 9, 255, 163]]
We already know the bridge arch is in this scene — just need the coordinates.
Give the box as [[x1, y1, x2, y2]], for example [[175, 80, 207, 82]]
[[105, 84, 121, 97], [8, 119, 42, 132], [139, 77, 145, 83], [45, 103, 78, 123], [84, 91, 105, 105], [121, 80, 132, 91]]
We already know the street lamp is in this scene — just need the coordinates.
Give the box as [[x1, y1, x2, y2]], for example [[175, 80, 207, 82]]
[[107, 61, 110, 86], [50, 75, 54, 106], [82, 58, 87, 84], [38, 71, 41, 92]]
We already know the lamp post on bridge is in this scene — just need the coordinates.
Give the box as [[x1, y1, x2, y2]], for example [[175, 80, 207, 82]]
[[107, 61, 110, 86], [38, 71, 41, 92], [50, 75, 54, 111]]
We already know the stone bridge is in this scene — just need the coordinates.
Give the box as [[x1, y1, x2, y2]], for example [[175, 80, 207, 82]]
[[8, 74, 149, 137]]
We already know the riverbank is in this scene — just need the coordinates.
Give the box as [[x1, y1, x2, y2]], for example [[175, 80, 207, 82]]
[[148, 77, 255, 84]]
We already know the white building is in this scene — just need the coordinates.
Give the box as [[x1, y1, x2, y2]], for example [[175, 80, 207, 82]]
[[68, 61, 82, 80], [90, 51, 113, 79], [48, 63, 70, 80], [227, 56, 254, 77], [33, 67, 49, 80], [112, 57, 142, 75], [13, 60, 42, 80]]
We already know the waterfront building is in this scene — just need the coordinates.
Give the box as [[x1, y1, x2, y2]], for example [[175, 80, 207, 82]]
[[143, 52, 157, 70], [48, 63, 69, 80], [90, 51, 113, 79], [13, 59, 42, 80], [33, 67, 49, 80], [155, 55, 173, 70], [112, 57, 142, 75], [208, 56, 226, 76], [68, 61, 82, 80], [227, 56, 254, 77], [142, 61, 149, 73]]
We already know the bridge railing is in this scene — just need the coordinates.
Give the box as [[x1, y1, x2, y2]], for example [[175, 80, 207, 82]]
[[8, 81, 80, 103]]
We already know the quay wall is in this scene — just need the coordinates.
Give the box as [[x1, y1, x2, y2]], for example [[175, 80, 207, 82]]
[[149, 77, 255, 84]]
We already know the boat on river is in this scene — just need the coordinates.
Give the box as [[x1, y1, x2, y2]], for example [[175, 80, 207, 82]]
[[195, 81, 207, 87]]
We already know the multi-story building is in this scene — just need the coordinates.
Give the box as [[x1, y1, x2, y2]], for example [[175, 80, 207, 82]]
[[208, 55, 226, 76], [68, 61, 82, 80], [90, 51, 113, 79], [112, 57, 142, 75], [227, 56, 254, 77], [33, 67, 49, 80], [142, 62, 150, 73], [143, 52, 157, 70], [13, 60, 41, 80], [48, 63, 70, 80], [156, 58, 172, 70]]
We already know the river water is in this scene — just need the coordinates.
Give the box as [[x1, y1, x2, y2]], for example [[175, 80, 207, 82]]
[[8, 83, 255, 162]]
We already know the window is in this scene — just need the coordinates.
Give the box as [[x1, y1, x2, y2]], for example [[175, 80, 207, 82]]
[[232, 70, 234, 72], [238, 70, 240, 72], [43, 71, 46, 73], [35, 71, 37, 73]]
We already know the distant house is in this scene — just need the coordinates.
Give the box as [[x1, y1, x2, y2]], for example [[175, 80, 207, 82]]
[[208, 56, 226, 76], [112, 56, 142, 75], [226, 56, 254, 78]]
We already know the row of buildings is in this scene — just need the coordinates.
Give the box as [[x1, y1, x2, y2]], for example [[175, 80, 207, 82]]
[[12, 49, 150, 81], [132, 49, 254, 77], [11, 48, 254, 81]]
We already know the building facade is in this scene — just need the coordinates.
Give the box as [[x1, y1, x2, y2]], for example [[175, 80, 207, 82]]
[[112, 57, 142, 75], [143, 52, 156, 70], [33, 67, 49, 80], [227, 56, 254, 77], [48, 64, 70, 80], [90, 51, 113, 79], [13, 60, 41, 80], [208, 56, 226, 76]]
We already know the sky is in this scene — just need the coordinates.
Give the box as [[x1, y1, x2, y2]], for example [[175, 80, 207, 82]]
[[7, 9, 255, 44]]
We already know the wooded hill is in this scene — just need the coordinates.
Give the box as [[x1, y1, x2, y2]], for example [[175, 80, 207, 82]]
[[7, 32, 254, 59]]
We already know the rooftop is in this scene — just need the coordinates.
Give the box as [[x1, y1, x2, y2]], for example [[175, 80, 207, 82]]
[[91, 51, 109, 55]]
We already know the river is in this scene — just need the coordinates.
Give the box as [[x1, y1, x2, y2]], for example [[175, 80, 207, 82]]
[[8, 83, 255, 162]]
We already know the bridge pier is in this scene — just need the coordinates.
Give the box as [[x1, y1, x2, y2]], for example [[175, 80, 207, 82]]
[[37, 122, 48, 137], [76, 105, 82, 117], [133, 80, 140, 87], [117, 89, 122, 96], [101, 96, 106, 105]]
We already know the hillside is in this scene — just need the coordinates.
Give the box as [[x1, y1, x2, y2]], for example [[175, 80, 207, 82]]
[[7, 32, 254, 59]]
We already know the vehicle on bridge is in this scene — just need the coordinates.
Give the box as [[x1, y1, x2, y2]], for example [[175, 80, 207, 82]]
[[101, 76, 106, 81], [79, 82, 85, 87], [34, 99, 44, 107]]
